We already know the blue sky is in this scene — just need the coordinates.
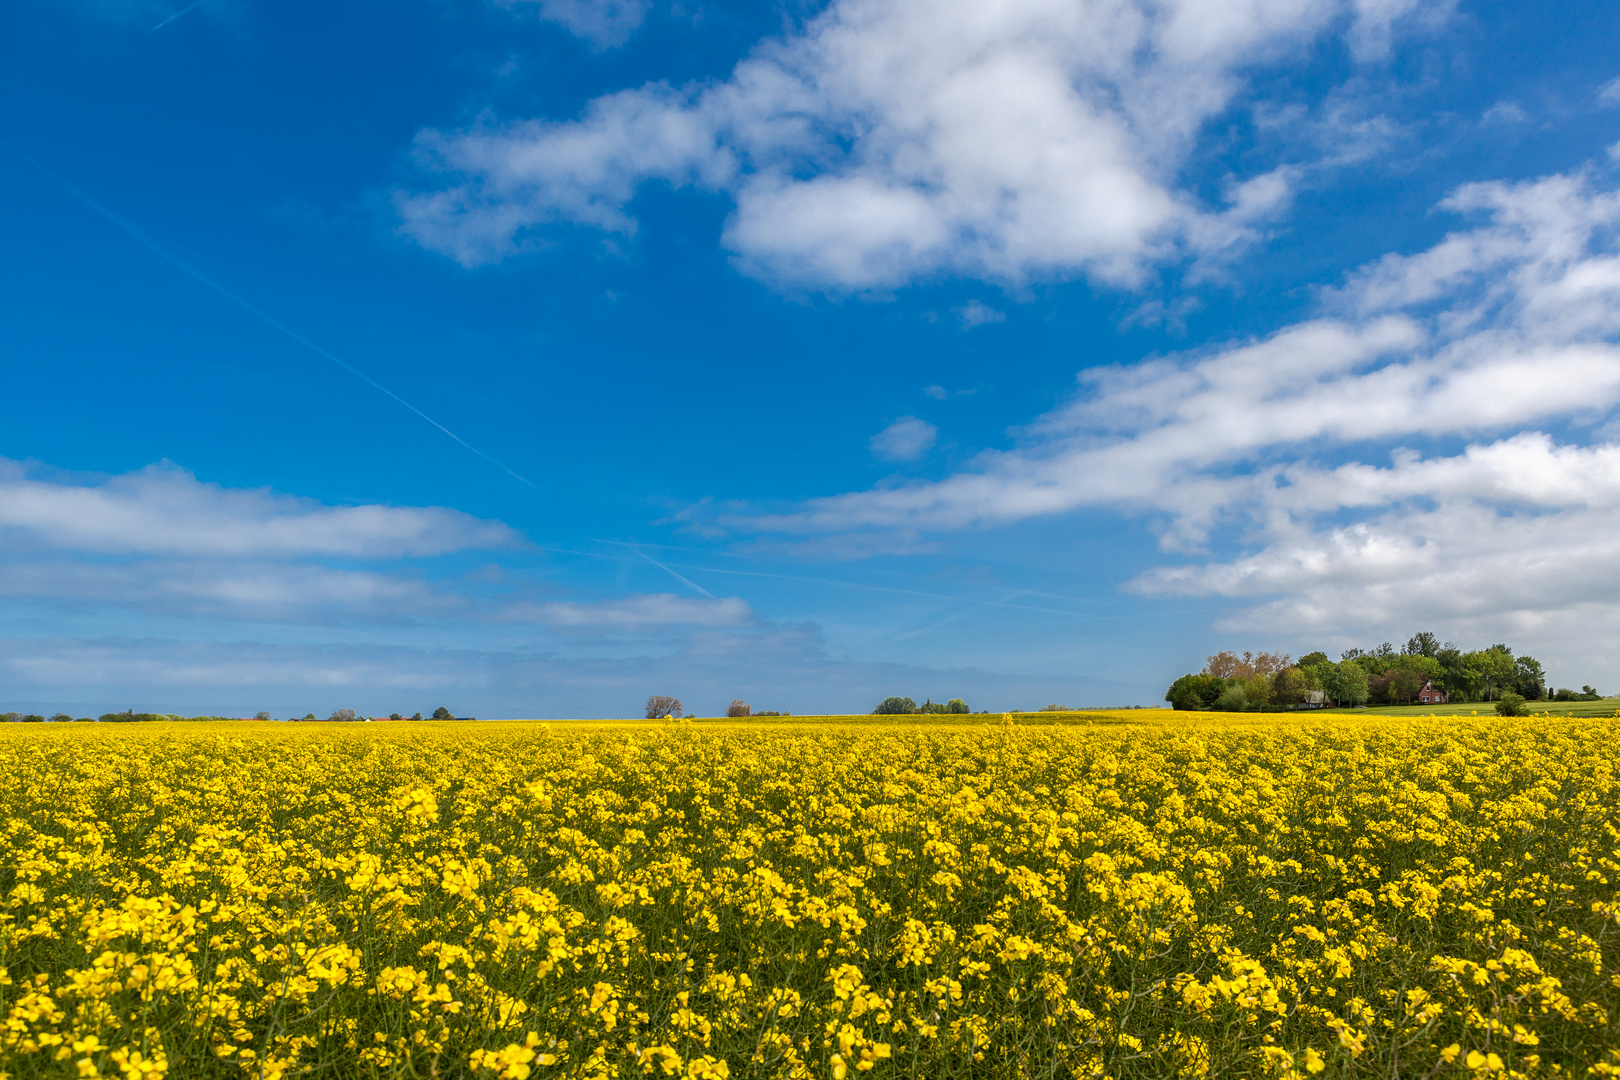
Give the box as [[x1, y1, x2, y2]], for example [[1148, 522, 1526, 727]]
[[3, 0, 1620, 717]]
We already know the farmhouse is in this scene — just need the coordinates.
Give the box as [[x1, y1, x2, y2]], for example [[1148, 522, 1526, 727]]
[[1417, 679, 1447, 704]]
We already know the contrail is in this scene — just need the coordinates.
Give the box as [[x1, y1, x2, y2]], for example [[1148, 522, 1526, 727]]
[[2, 139, 537, 490], [616, 543, 716, 599], [151, 0, 208, 31]]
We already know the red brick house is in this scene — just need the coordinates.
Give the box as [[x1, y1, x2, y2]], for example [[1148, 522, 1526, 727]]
[[1417, 679, 1447, 704]]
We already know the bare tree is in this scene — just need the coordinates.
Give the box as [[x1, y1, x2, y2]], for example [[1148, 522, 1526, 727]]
[[328, 708, 358, 722], [646, 695, 684, 719], [1204, 650, 1291, 679], [727, 699, 752, 717]]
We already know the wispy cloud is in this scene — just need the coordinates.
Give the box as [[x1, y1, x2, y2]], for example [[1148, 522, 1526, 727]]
[[499, 0, 649, 47], [955, 301, 1004, 329], [0, 460, 516, 559], [0, 624, 1079, 719], [0, 460, 755, 633]]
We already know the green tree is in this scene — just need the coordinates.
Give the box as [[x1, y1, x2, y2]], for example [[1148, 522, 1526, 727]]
[[1297, 651, 1330, 668], [1272, 667, 1311, 707], [1335, 660, 1370, 706], [432, 705, 455, 721], [946, 698, 969, 714], [1479, 646, 1517, 701], [1213, 685, 1249, 711], [1165, 674, 1225, 711], [1496, 691, 1527, 717], [1385, 667, 1425, 704], [1436, 646, 1465, 698], [1404, 631, 1440, 658], [1513, 655, 1546, 700], [874, 696, 916, 715]]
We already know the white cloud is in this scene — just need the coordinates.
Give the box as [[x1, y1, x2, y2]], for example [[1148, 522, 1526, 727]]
[[0, 555, 751, 631], [0, 460, 517, 559], [1481, 101, 1528, 126], [0, 460, 754, 633], [955, 301, 1005, 329], [1344, 0, 1433, 61], [497, 593, 753, 629], [0, 558, 458, 623], [502, 0, 649, 47], [725, 163, 1620, 634], [1599, 76, 1620, 107], [870, 417, 938, 462], [400, 0, 1423, 289], [922, 384, 948, 400]]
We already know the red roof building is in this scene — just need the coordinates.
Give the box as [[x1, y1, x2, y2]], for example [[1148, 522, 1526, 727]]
[[1417, 679, 1447, 704]]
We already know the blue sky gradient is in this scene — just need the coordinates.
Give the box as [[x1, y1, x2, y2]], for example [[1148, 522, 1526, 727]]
[[3, 0, 1619, 717]]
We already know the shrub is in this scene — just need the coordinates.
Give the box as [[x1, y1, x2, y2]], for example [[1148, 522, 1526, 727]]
[[727, 700, 752, 718], [873, 697, 917, 715], [47, 713, 73, 723], [1039, 703, 1070, 712], [1496, 692, 1527, 717], [1213, 686, 1249, 712]]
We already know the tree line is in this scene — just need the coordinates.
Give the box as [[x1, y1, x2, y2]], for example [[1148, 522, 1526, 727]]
[[874, 697, 971, 714], [1166, 631, 1602, 712], [2, 706, 468, 723]]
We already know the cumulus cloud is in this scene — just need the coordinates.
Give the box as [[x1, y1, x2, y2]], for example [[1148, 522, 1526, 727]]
[[870, 417, 938, 462], [0, 460, 516, 559], [724, 164, 1620, 633], [399, 0, 1421, 289]]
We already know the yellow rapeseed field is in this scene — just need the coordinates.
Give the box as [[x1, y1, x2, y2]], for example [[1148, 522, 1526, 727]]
[[4, 713, 1620, 1079]]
